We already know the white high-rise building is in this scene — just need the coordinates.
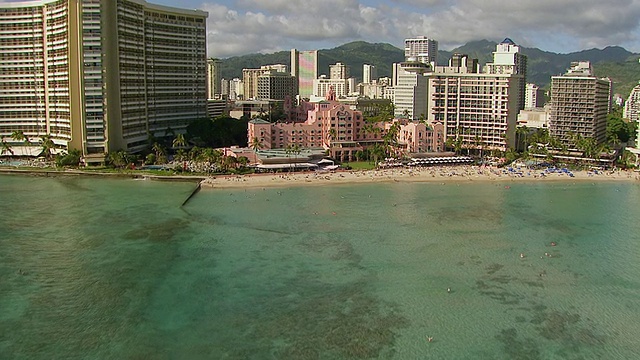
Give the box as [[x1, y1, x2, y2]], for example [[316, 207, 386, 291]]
[[392, 61, 430, 120], [363, 64, 378, 84], [243, 65, 288, 100], [330, 62, 349, 80], [624, 83, 640, 123], [0, 0, 208, 156], [423, 44, 526, 152], [229, 78, 243, 100], [313, 77, 350, 98], [525, 83, 545, 109], [404, 36, 438, 66], [484, 38, 527, 111]]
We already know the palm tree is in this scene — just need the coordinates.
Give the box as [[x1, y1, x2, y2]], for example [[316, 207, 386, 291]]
[[370, 143, 385, 167], [1, 140, 13, 156], [220, 155, 237, 172], [39, 135, 55, 159], [250, 137, 262, 153], [151, 142, 166, 164], [189, 146, 201, 161], [474, 135, 484, 159], [172, 133, 187, 149], [516, 125, 530, 152], [383, 122, 400, 157], [11, 130, 25, 143], [291, 143, 301, 167], [175, 149, 188, 162], [107, 150, 130, 169], [237, 156, 249, 169], [326, 128, 338, 147]]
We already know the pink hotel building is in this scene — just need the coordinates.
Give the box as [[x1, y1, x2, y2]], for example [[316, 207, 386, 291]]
[[248, 89, 444, 161]]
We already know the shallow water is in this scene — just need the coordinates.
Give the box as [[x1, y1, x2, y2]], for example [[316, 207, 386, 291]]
[[1, 175, 639, 359]]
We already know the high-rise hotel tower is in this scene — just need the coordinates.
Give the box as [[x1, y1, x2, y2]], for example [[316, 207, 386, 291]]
[[290, 49, 318, 99], [0, 0, 207, 156]]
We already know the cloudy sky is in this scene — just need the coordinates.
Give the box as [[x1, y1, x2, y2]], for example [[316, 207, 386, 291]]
[[3, 0, 639, 57], [150, 0, 640, 58]]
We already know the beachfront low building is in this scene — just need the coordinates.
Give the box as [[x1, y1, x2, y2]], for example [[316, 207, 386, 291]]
[[248, 87, 382, 161], [517, 106, 550, 129], [396, 120, 445, 153], [248, 88, 446, 161]]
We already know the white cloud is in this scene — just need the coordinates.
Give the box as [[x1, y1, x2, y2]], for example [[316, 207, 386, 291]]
[[202, 0, 640, 57]]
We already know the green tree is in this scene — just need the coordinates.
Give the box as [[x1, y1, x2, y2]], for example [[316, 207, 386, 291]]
[[175, 149, 188, 162], [369, 143, 386, 167], [237, 156, 249, 168], [607, 112, 636, 144], [219, 155, 237, 172], [250, 137, 262, 153], [39, 135, 55, 159], [327, 128, 338, 143], [363, 102, 395, 123], [55, 149, 81, 167], [383, 122, 400, 157], [152, 142, 166, 164], [172, 133, 187, 149], [516, 125, 530, 152], [107, 150, 131, 169], [11, 130, 29, 145], [1, 140, 13, 156]]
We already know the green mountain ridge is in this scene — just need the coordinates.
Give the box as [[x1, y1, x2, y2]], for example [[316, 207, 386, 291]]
[[219, 40, 640, 97]]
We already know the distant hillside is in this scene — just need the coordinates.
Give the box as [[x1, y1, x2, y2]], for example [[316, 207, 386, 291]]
[[317, 41, 404, 80], [219, 41, 640, 97]]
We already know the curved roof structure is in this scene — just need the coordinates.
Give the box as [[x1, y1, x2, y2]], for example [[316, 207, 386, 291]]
[[501, 38, 516, 45]]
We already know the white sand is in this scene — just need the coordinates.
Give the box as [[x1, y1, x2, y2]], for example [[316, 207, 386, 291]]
[[200, 166, 639, 189]]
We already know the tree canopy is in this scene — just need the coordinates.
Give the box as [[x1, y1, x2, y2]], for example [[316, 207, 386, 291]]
[[186, 116, 249, 148]]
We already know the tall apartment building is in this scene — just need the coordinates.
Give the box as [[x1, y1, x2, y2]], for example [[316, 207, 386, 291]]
[[427, 70, 521, 152], [206, 58, 222, 99], [0, 0, 207, 156], [329, 62, 349, 80], [404, 36, 438, 66], [291, 49, 318, 99], [363, 64, 377, 84], [549, 61, 612, 146], [257, 72, 298, 100], [392, 61, 429, 120], [484, 38, 527, 111], [624, 83, 640, 123], [228, 78, 243, 100], [313, 77, 350, 99], [525, 83, 545, 109], [424, 42, 525, 152], [242, 65, 287, 100]]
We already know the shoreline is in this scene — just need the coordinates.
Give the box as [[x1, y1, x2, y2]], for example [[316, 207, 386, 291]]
[[0, 167, 204, 183], [1, 165, 638, 189], [199, 166, 640, 189]]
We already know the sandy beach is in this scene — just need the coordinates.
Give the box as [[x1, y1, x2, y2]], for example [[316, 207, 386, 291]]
[[200, 165, 639, 189]]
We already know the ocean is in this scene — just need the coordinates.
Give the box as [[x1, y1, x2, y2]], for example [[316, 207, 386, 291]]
[[1, 174, 639, 359]]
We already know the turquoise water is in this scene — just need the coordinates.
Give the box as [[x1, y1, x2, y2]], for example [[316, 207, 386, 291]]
[[1, 175, 640, 359]]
